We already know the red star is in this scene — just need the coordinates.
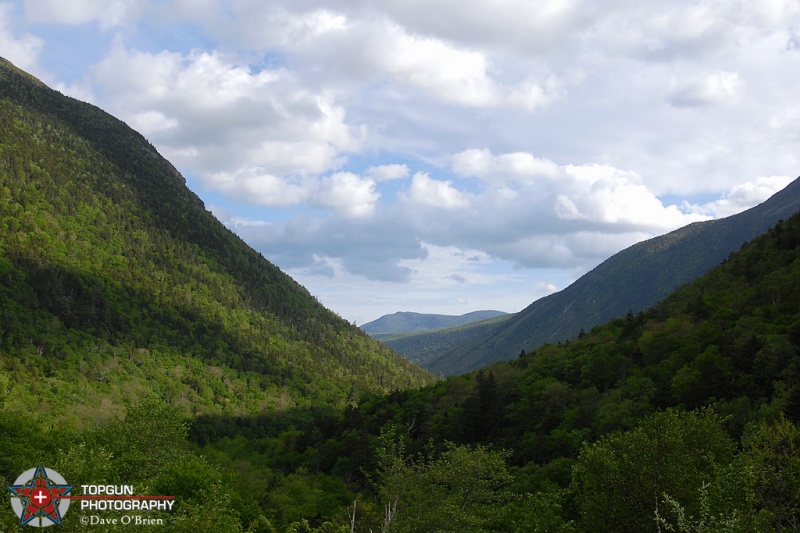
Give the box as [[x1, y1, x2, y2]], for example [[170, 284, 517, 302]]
[[9, 466, 72, 526]]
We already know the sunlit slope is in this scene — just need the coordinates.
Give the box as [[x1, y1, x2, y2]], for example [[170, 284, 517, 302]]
[[0, 57, 434, 416]]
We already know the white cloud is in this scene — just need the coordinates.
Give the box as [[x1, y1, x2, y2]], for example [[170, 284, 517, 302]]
[[532, 281, 559, 296], [203, 169, 380, 218], [688, 175, 794, 217], [24, 0, 142, 29], [14, 0, 800, 322], [373, 0, 593, 57], [404, 172, 470, 209], [562, 163, 708, 229], [209, 169, 308, 208], [398, 242, 497, 286], [452, 148, 561, 183], [668, 71, 743, 107], [313, 172, 379, 218], [129, 110, 178, 134], [449, 149, 710, 234], [367, 164, 409, 182], [381, 28, 497, 107], [767, 106, 800, 143], [84, 43, 362, 186], [0, 3, 43, 72], [375, 21, 563, 109]]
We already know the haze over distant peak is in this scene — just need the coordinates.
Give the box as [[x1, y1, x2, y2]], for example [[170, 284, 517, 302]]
[[361, 310, 507, 336]]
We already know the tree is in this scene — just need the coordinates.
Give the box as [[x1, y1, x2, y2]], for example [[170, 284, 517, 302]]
[[571, 409, 735, 532], [374, 426, 513, 532], [733, 415, 800, 531]]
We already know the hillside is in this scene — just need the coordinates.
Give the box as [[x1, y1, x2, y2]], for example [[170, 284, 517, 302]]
[[0, 56, 433, 422], [361, 310, 507, 337], [423, 177, 800, 375], [0, 56, 433, 532], [375, 313, 512, 367], [191, 209, 800, 532], [3, 55, 798, 532]]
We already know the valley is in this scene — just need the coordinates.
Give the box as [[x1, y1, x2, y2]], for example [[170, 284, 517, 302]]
[[2, 56, 799, 532]]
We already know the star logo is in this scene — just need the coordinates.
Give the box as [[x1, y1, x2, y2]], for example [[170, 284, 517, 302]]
[[8, 465, 72, 527]]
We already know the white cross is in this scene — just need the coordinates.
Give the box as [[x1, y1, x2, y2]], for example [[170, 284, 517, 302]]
[[33, 491, 48, 505]]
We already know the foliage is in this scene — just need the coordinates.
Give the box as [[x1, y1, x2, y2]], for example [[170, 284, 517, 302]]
[[571, 409, 735, 532], [3, 56, 800, 531], [193, 211, 800, 530], [0, 56, 433, 423], [374, 427, 513, 532]]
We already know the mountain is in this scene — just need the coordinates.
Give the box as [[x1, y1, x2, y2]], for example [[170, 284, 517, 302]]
[[194, 210, 800, 531], [0, 56, 433, 418], [372, 313, 512, 367], [421, 177, 800, 375], [361, 310, 507, 337]]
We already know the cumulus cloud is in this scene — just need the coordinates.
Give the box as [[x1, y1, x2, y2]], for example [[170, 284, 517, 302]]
[[0, 4, 43, 72], [688, 175, 794, 217], [353, 19, 564, 109], [313, 172, 379, 218], [373, 0, 593, 56], [668, 71, 743, 107], [221, 209, 428, 282], [367, 163, 409, 182], [381, 29, 497, 107], [205, 169, 379, 218], [453, 149, 709, 233], [24, 0, 143, 29], [533, 281, 559, 296], [452, 148, 561, 183], [404, 172, 470, 209], [82, 43, 363, 195], [767, 107, 800, 143], [219, 150, 719, 284], [16, 0, 800, 321], [560, 164, 709, 230], [209, 169, 308, 208], [129, 110, 179, 134]]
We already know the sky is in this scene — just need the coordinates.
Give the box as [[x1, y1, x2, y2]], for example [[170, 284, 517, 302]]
[[2, 0, 799, 325]]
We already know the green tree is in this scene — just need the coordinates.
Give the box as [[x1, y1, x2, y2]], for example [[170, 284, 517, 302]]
[[375, 427, 513, 532], [733, 415, 800, 531], [571, 409, 735, 533]]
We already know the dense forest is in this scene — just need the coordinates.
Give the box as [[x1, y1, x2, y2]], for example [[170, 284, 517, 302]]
[[2, 57, 799, 531], [184, 213, 800, 531], [3, 201, 799, 531], [0, 56, 432, 418], [0, 56, 431, 530]]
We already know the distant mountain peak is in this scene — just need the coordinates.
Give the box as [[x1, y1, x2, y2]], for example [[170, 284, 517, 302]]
[[361, 310, 508, 336]]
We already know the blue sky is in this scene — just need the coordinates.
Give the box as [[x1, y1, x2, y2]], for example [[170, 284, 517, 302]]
[[2, 0, 798, 324]]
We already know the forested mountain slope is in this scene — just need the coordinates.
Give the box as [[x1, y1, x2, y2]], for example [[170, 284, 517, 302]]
[[361, 310, 507, 337], [3, 55, 799, 532], [197, 211, 800, 531], [0, 56, 433, 420], [425, 177, 800, 375], [376, 313, 511, 367]]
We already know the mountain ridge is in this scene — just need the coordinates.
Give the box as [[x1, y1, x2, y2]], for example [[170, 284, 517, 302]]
[[419, 177, 800, 375], [361, 310, 507, 336], [0, 56, 433, 415]]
